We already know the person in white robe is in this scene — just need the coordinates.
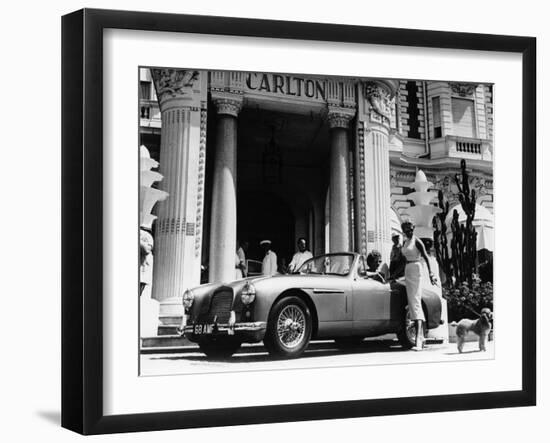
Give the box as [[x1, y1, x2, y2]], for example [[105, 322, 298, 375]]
[[288, 237, 313, 274], [260, 239, 278, 277]]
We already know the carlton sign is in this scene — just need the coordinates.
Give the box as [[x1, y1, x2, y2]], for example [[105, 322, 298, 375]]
[[245, 72, 327, 101]]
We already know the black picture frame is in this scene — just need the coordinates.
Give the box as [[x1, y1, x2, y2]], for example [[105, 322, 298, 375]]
[[61, 8, 536, 435]]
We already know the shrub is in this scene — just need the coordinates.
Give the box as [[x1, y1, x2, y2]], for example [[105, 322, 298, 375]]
[[444, 276, 493, 322]]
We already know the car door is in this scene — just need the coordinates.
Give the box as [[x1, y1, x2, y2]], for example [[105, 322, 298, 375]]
[[351, 256, 392, 334]]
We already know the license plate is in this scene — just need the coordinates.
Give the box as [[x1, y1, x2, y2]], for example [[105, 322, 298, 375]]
[[193, 324, 213, 335]]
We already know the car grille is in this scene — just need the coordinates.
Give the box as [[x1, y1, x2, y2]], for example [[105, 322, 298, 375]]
[[199, 288, 233, 323]]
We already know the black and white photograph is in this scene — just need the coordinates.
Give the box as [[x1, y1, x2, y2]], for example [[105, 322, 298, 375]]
[[2, 0, 545, 440], [139, 68, 495, 376]]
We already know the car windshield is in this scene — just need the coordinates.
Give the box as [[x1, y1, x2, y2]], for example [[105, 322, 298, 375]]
[[297, 254, 355, 276]]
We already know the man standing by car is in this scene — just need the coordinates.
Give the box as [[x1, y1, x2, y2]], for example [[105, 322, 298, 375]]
[[236, 239, 249, 278], [288, 237, 313, 274], [389, 233, 405, 279], [260, 239, 278, 276]]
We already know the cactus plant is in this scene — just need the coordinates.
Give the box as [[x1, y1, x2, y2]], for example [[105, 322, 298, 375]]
[[432, 160, 489, 320]]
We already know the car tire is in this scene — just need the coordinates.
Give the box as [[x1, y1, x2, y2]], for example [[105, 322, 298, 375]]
[[334, 337, 364, 348], [197, 336, 242, 359], [396, 305, 427, 349], [264, 296, 312, 359]]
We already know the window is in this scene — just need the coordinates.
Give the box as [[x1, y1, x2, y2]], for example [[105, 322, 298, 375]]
[[406, 81, 421, 139], [140, 106, 151, 119], [451, 98, 476, 138], [432, 96, 442, 138], [140, 81, 151, 100]]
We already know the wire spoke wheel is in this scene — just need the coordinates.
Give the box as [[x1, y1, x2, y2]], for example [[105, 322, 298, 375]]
[[276, 305, 306, 349], [264, 296, 312, 358]]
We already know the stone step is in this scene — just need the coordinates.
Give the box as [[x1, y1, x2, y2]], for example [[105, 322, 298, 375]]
[[141, 335, 196, 349], [159, 296, 184, 316], [158, 325, 180, 336], [159, 315, 182, 326]]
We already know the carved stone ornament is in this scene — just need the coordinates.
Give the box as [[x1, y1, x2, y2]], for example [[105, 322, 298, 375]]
[[151, 69, 200, 102], [212, 96, 243, 117], [470, 175, 488, 196], [364, 82, 393, 120], [389, 169, 398, 187], [327, 106, 356, 129], [433, 175, 458, 205], [449, 82, 477, 97]]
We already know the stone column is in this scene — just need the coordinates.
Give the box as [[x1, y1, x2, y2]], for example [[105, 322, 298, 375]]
[[327, 108, 355, 252], [208, 93, 243, 283], [150, 69, 207, 302], [355, 80, 398, 262]]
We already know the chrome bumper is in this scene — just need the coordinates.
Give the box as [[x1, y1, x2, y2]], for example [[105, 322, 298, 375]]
[[183, 321, 267, 336]]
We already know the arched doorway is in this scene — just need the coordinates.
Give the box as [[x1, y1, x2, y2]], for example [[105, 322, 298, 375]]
[[235, 106, 330, 266], [237, 190, 295, 270]]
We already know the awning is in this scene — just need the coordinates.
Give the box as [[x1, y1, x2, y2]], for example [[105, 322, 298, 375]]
[[445, 203, 494, 251]]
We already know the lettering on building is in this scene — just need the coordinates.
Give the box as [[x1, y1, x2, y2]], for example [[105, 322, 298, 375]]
[[245, 73, 326, 101]]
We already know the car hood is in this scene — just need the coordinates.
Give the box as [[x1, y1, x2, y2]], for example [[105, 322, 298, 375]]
[[190, 273, 352, 295], [242, 273, 351, 293]]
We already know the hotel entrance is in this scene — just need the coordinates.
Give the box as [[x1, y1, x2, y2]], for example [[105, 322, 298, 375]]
[[147, 69, 384, 299], [235, 106, 331, 269]]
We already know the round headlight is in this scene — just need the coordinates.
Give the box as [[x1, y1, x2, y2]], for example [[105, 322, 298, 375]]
[[241, 282, 256, 305], [183, 289, 195, 309]]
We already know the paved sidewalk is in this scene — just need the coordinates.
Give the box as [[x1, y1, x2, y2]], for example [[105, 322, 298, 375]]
[[140, 338, 495, 376]]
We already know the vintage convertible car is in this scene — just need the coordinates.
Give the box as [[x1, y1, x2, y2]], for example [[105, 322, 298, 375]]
[[182, 252, 442, 359]]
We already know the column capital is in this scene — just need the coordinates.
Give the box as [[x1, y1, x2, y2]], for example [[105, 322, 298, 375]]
[[327, 106, 356, 129], [211, 92, 243, 117], [151, 69, 202, 111]]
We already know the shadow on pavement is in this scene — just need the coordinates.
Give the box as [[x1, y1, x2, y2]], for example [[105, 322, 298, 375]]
[[443, 349, 483, 355], [149, 340, 406, 363]]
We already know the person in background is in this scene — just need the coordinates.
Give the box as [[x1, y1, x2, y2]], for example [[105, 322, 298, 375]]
[[260, 239, 278, 277], [288, 237, 313, 274], [389, 233, 405, 280], [278, 257, 288, 275], [236, 239, 249, 278], [139, 229, 154, 296], [420, 238, 440, 288], [401, 221, 437, 351], [478, 250, 493, 283], [366, 250, 386, 283]]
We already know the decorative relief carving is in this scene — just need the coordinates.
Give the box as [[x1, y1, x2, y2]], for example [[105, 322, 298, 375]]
[[157, 217, 186, 235], [151, 69, 200, 102], [195, 108, 208, 257], [393, 170, 416, 183], [356, 124, 367, 256], [212, 96, 243, 117], [390, 169, 398, 187], [432, 175, 456, 204], [470, 176, 489, 196], [364, 82, 393, 122], [327, 106, 356, 129], [342, 81, 357, 109], [449, 82, 477, 97], [429, 173, 491, 206]]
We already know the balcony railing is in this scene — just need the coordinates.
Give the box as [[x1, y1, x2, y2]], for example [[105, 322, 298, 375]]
[[455, 138, 482, 154], [430, 135, 492, 161], [139, 99, 161, 129]]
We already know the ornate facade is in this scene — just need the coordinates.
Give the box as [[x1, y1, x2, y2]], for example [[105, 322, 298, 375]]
[[139, 69, 493, 305]]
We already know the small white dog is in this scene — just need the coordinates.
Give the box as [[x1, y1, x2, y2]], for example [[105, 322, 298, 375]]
[[455, 308, 493, 353]]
